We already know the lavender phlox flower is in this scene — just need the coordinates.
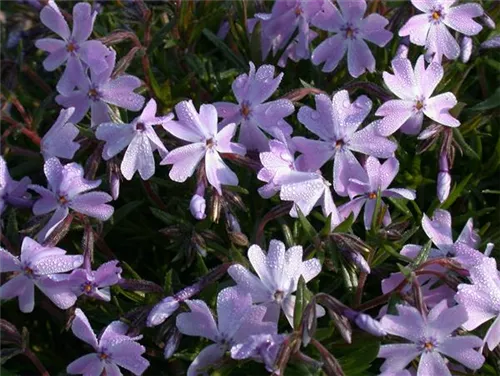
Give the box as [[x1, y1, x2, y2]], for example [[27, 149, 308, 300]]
[[96, 99, 171, 180], [399, 0, 484, 62], [56, 50, 145, 127], [29, 157, 114, 241], [231, 333, 285, 373], [294, 90, 396, 196], [377, 55, 460, 136], [379, 300, 485, 375], [213, 62, 294, 152], [0, 237, 83, 312], [255, 0, 324, 61], [228, 239, 324, 326], [257, 135, 297, 199], [41, 107, 80, 161], [311, 0, 392, 77], [67, 260, 122, 301], [36, 1, 110, 94], [176, 287, 276, 376], [339, 156, 416, 230], [456, 257, 500, 351], [161, 101, 246, 194], [67, 308, 149, 375], [0, 156, 32, 214]]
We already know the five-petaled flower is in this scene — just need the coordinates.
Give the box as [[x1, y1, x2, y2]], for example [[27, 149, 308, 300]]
[[56, 50, 144, 127], [29, 158, 114, 241], [0, 237, 83, 313], [379, 300, 485, 375], [228, 239, 324, 326], [41, 107, 80, 161], [399, 0, 484, 62], [96, 99, 172, 180], [67, 308, 149, 375], [36, 1, 110, 94], [176, 287, 277, 376], [161, 101, 246, 194], [214, 62, 294, 152], [311, 0, 392, 77], [377, 55, 460, 136]]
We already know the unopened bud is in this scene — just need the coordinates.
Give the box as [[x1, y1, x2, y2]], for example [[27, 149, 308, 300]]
[[418, 124, 442, 140], [147, 297, 180, 327], [437, 153, 451, 203], [190, 194, 206, 220], [481, 35, 500, 50], [164, 327, 182, 359], [353, 313, 386, 337]]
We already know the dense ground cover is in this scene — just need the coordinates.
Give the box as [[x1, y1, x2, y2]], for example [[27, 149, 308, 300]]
[[1, 0, 500, 375]]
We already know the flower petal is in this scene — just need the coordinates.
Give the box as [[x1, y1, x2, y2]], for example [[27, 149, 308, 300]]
[[176, 299, 219, 341], [69, 192, 113, 220], [71, 308, 99, 349]]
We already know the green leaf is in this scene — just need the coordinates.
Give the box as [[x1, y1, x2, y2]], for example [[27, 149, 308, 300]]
[[410, 240, 432, 268], [471, 87, 500, 111], [452, 128, 480, 160], [294, 276, 306, 330], [164, 269, 173, 295], [333, 213, 355, 233], [296, 207, 318, 243], [148, 19, 176, 52], [202, 28, 247, 70]]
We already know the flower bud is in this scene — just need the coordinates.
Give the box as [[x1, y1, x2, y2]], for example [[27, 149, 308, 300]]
[[190, 194, 206, 220], [164, 327, 182, 359], [481, 13, 496, 29], [481, 35, 500, 50], [460, 36, 473, 63], [353, 313, 386, 337], [437, 153, 451, 203]]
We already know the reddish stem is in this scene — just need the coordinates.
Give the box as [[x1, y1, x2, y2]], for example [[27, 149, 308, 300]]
[[24, 349, 50, 376]]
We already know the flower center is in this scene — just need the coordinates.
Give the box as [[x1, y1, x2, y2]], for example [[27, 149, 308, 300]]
[[295, 6, 302, 16], [81, 281, 94, 294], [240, 102, 251, 119], [415, 100, 424, 111], [274, 290, 284, 303], [87, 87, 101, 101], [98, 352, 109, 360], [335, 139, 344, 149], [429, 7, 445, 23], [341, 23, 358, 40], [136, 122, 145, 131], [368, 192, 377, 199], [432, 10, 441, 20], [23, 265, 34, 277], [58, 195, 69, 205], [206, 138, 215, 148], [66, 42, 78, 53], [419, 338, 438, 353]]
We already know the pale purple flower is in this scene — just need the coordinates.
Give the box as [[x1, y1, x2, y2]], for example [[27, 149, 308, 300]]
[[41, 107, 80, 161], [0, 156, 32, 214], [255, 0, 324, 61], [257, 137, 296, 199], [379, 300, 485, 375], [231, 333, 285, 373], [161, 101, 246, 194], [190, 194, 206, 220], [339, 156, 416, 229], [67, 260, 122, 301], [56, 50, 145, 127], [29, 158, 114, 241], [228, 240, 324, 326], [214, 63, 294, 152], [67, 308, 149, 375], [294, 90, 396, 196], [377, 56, 460, 136], [0, 237, 83, 313], [399, 0, 483, 62], [36, 1, 109, 94], [176, 287, 276, 376], [456, 257, 500, 351], [277, 170, 341, 223], [311, 0, 392, 77], [96, 99, 171, 180]]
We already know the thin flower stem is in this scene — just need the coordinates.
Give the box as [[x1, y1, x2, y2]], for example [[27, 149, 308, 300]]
[[142, 180, 168, 211], [1, 114, 41, 146], [24, 349, 50, 376]]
